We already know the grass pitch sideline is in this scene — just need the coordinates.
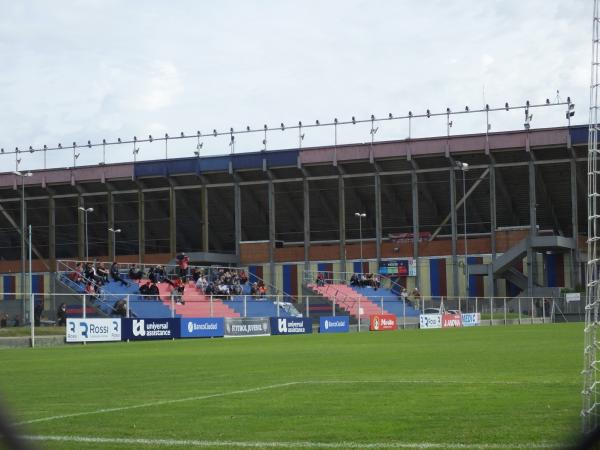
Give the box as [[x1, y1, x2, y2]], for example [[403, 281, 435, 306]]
[[0, 324, 583, 449]]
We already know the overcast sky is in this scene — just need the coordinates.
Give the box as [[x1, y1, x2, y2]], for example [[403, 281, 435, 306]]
[[0, 0, 591, 171]]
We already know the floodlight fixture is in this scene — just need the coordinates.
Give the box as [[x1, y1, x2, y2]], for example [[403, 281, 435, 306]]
[[426, 109, 431, 118], [505, 102, 509, 111], [465, 106, 469, 112], [316, 120, 320, 125], [352, 116, 356, 124]]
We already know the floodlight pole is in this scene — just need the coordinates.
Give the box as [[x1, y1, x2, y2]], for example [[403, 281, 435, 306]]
[[29, 224, 34, 348], [79, 207, 94, 261]]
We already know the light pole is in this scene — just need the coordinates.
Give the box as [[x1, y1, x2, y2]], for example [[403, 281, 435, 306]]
[[108, 228, 121, 260], [456, 162, 469, 297], [354, 212, 366, 270], [79, 207, 94, 261], [13, 170, 32, 321]]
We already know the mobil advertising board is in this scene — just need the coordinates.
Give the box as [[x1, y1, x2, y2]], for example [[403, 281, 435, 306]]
[[369, 314, 397, 331], [66, 318, 122, 342], [419, 314, 442, 329], [378, 259, 417, 277], [122, 318, 180, 340], [319, 316, 350, 333], [180, 318, 224, 338], [442, 313, 463, 328], [224, 317, 270, 337], [461, 313, 481, 327], [270, 317, 313, 335]]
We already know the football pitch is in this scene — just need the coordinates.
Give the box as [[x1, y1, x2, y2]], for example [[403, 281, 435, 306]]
[[0, 323, 584, 449]]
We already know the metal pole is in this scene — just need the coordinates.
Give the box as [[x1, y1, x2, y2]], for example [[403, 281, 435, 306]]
[[531, 297, 534, 324], [403, 297, 406, 329], [380, 296, 384, 314], [82, 294, 86, 346], [210, 295, 213, 318], [503, 297, 507, 325], [359, 216, 363, 265], [306, 296, 309, 318], [518, 298, 522, 325], [170, 293, 175, 318], [277, 296, 280, 318], [244, 295, 247, 318], [463, 168, 469, 297], [21, 175, 25, 322], [126, 295, 130, 318], [29, 225, 34, 348], [358, 297, 361, 332], [490, 297, 493, 325]]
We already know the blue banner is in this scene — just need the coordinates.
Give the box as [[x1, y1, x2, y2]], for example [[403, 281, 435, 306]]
[[180, 318, 224, 338], [270, 317, 312, 335], [122, 318, 180, 340], [319, 316, 350, 333]]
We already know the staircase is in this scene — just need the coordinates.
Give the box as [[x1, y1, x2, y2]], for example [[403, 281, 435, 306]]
[[307, 283, 385, 320], [156, 282, 240, 318]]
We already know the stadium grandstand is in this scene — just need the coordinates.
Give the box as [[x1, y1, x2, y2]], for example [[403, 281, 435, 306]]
[[0, 120, 587, 323]]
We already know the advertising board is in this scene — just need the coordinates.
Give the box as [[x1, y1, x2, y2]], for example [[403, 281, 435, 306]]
[[224, 317, 270, 337], [419, 314, 442, 329], [442, 313, 463, 328], [122, 318, 180, 340], [180, 318, 224, 338], [270, 317, 313, 335], [369, 314, 397, 331], [66, 318, 122, 342], [319, 316, 350, 333], [461, 313, 481, 327]]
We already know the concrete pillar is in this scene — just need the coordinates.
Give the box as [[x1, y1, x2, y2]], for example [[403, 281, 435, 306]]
[[169, 187, 176, 257], [234, 182, 242, 256], [138, 190, 145, 264], [268, 180, 276, 293], [489, 159, 497, 296], [338, 176, 346, 274], [570, 157, 580, 287], [450, 168, 459, 297], [48, 197, 56, 271], [411, 170, 420, 289], [374, 172, 382, 266], [77, 195, 84, 260], [303, 178, 310, 274], [107, 192, 114, 260], [202, 187, 209, 253], [527, 158, 537, 296]]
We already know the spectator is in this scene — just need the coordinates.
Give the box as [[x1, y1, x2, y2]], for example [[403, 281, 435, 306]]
[[176, 252, 190, 280], [13, 314, 20, 327], [69, 262, 84, 283], [350, 273, 359, 286], [148, 282, 159, 300], [139, 281, 151, 297], [97, 263, 110, 283], [195, 275, 208, 291], [250, 282, 258, 296], [113, 299, 128, 318], [128, 265, 143, 281], [57, 303, 67, 326], [373, 274, 381, 290], [34, 300, 43, 327], [401, 288, 411, 306], [316, 272, 325, 287], [239, 270, 248, 284], [110, 262, 128, 287], [0, 312, 7, 328]]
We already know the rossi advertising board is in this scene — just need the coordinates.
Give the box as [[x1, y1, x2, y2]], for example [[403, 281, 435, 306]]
[[369, 314, 397, 331], [270, 317, 313, 335], [461, 313, 481, 327], [122, 318, 180, 340], [224, 317, 270, 337], [419, 314, 442, 329], [319, 316, 350, 333], [180, 318, 224, 338], [66, 318, 122, 342]]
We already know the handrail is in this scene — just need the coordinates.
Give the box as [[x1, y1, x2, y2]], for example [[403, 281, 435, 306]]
[[304, 270, 407, 294]]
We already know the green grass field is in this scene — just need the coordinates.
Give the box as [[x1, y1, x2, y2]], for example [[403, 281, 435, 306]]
[[0, 324, 584, 449]]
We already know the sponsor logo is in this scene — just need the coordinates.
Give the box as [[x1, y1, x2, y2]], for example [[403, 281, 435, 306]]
[[320, 316, 349, 333], [461, 313, 481, 327], [123, 318, 178, 340], [369, 314, 397, 331], [66, 318, 122, 342], [419, 314, 442, 329], [181, 318, 224, 338], [224, 318, 271, 337], [133, 320, 146, 337], [270, 317, 312, 335], [442, 313, 463, 328]]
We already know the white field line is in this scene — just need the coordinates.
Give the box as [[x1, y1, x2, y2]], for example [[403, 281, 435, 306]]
[[14, 379, 567, 427], [22, 434, 557, 449]]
